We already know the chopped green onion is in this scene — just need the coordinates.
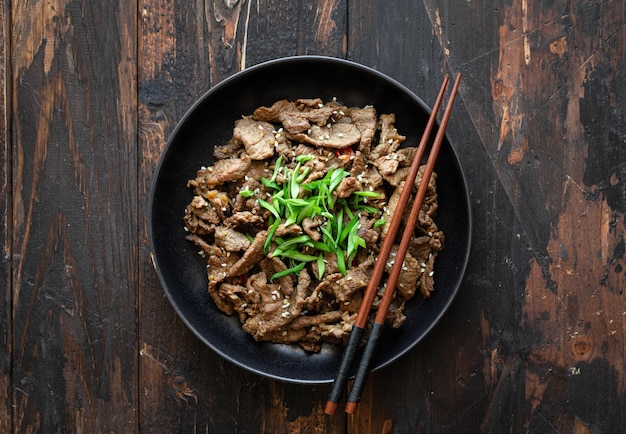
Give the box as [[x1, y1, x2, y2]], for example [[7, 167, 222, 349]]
[[374, 218, 386, 228], [239, 189, 255, 197], [271, 261, 306, 280]]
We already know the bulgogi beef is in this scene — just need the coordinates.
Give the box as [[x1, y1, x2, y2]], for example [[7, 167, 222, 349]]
[[184, 98, 444, 352]]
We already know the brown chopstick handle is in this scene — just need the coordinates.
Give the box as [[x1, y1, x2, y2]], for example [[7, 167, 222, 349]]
[[344, 322, 385, 414], [324, 325, 365, 415]]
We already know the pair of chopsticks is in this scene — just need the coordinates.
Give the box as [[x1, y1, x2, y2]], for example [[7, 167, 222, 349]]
[[324, 73, 462, 416]]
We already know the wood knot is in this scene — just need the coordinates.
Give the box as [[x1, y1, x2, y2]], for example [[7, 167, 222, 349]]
[[171, 375, 188, 392], [571, 336, 592, 360]]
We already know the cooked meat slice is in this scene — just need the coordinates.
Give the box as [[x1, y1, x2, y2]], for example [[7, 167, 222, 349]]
[[242, 269, 310, 341], [218, 283, 251, 323], [185, 233, 222, 257], [253, 98, 336, 136], [183, 195, 220, 235], [381, 181, 404, 239], [385, 302, 407, 328], [349, 105, 377, 154], [213, 138, 244, 160], [228, 230, 268, 277], [209, 281, 234, 315], [384, 248, 420, 301], [214, 226, 251, 252], [419, 253, 437, 298], [294, 98, 324, 109], [224, 211, 265, 229], [375, 152, 406, 176], [259, 257, 294, 296], [188, 156, 251, 191], [245, 160, 272, 181], [253, 328, 308, 344], [289, 310, 344, 329], [252, 99, 294, 123], [233, 118, 276, 160], [357, 216, 380, 248], [291, 122, 361, 149], [206, 250, 242, 315], [302, 217, 322, 241], [329, 255, 375, 302], [370, 114, 406, 160], [336, 176, 357, 198], [275, 223, 302, 237]]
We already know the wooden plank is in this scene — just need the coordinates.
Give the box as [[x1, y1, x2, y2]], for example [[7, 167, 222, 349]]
[[0, 0, 10, 431], [10, 1, 138, 432], [137, 0, 348, 432], [348, 0, 626, 432]]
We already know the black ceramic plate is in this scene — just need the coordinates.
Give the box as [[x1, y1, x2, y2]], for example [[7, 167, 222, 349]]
[[149, 56, 471, 384]]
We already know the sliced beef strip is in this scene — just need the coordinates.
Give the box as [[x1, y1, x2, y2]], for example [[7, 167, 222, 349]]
[[375, 152, 407, 176], [242, 268, 310, 341], [419, 253, 437, 298], [188, 155, 251, 191], [384, 248, 420, 301], [233, 118, 277, 160], [336, 176, 357, 198], [385, 302, 407, 328], [218, 283, 256, 323], [349, 105, 377, 155], [213, 137, 244, 160], [291, 122, 361, 149], [224, 211, 265, 230], [329, 255, 376, 302], [214, 226, 251, 252], [206, 251, 242, 315], [370, 113, 406, 160], [289, 310, 344, 330], [183, 195, 220, 235], [357, 216, 380, 248], [275, 222, 303, 237], [185, 233, 222, 257], [228, 230, 268, 277], [258, 257, 294, 296], [302, 217, 322, 241]]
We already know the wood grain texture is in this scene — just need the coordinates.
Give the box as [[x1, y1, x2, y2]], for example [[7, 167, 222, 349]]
[[2, 0, 624, 432], [138, 1, 347, 432], [10, 1, 137, 432], [348, 0, 626, 432], [1, 0, 10, 432]]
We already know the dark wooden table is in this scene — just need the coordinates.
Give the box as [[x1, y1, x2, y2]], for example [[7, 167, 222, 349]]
[[2, 1, 625, 432]]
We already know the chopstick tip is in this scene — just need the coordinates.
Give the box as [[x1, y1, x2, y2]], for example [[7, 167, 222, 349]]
[[324, 400, 338, 415], [345, 401, 357, 414]]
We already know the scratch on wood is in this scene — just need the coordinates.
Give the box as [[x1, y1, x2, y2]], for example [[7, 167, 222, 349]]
[[240, 0, 253, 70], [314, 0, 340, 46], [522, 0, 530, 65]]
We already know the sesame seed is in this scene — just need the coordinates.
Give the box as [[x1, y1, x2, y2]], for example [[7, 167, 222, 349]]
[[221, 263, 227, 267], [429, 271, 435, 276], [318, 103, 324, 108], [281, 311, 290, 317], [282, 303, 290, 309], [337, 133, 344, 137], [258, 125, 264, 130]]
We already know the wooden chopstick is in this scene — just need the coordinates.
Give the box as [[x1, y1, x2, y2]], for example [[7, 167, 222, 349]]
[[344, 72, 462, 414], [324, 73, 459, 416]]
